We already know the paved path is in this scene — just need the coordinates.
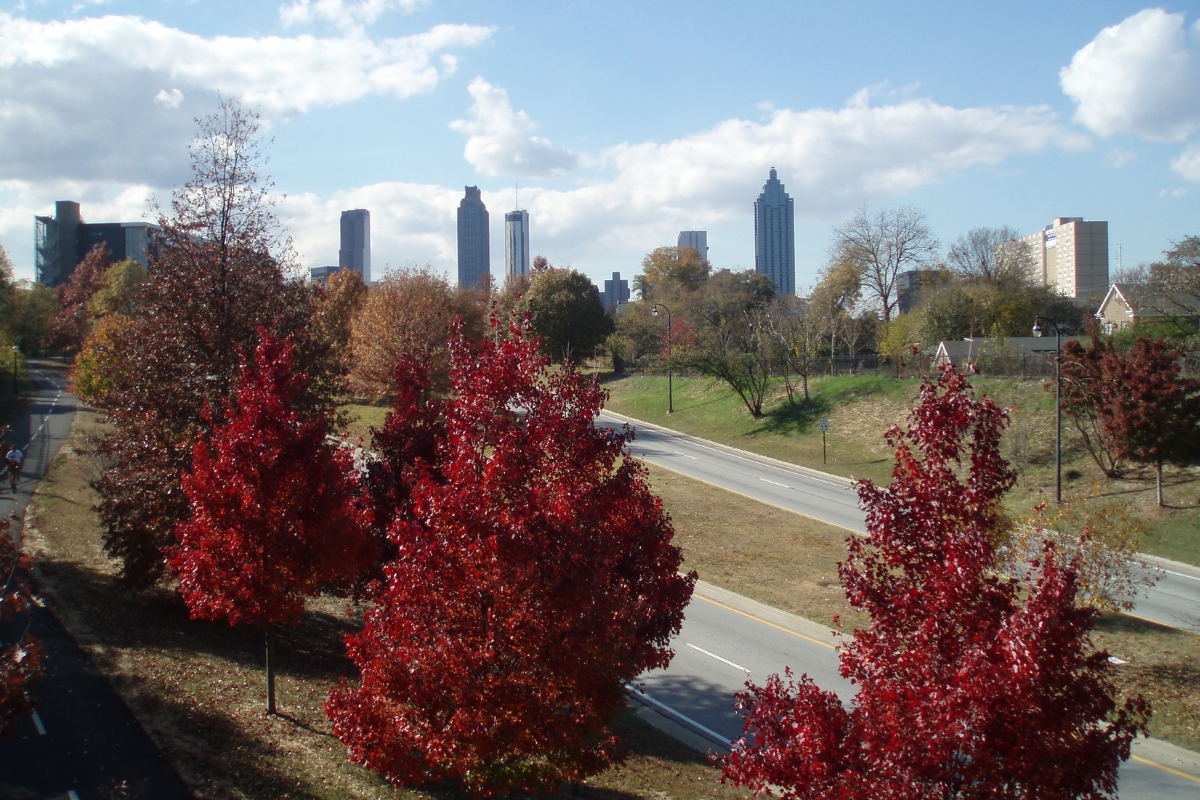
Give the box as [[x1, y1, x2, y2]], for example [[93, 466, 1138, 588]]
[[598, 410, 1200, 632], [0, 364, 192, 800]]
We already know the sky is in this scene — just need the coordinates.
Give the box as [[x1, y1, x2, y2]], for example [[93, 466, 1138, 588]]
[[2, 1, 1199, 292]]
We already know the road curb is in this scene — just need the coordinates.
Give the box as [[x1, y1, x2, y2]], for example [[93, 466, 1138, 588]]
[[599, 409, 856, 488], [693, 580, 841, 649], [1137, 552, 1200, 580], [1132, 736, 1200, 783]]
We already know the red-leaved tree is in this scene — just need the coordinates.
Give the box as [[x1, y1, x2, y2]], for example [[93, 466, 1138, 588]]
[[722, 366, 1148, 800], [1092, 337, 1200, 506], [171, 333, 376, 714], [326, 319, 695, 797], [0, 514, 43, 737]]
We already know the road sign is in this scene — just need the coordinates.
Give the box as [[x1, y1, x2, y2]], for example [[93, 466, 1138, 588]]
[[818, 417, 829, 432]]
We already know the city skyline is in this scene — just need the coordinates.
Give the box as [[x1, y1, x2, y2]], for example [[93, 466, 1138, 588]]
[[0, 3, 1197, 292]]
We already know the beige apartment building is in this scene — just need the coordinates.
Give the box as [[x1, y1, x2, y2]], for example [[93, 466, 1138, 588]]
[[1012, 217, 1109, 299]]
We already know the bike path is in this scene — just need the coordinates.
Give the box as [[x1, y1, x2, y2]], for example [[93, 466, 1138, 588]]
[[0, 364, 193, 800]]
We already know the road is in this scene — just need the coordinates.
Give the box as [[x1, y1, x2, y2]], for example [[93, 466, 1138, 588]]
[[599, 411, 1200, 797], [634, 582, 1200, 799], [597, 410, 1200, 633], [0, 364, 192, 800]]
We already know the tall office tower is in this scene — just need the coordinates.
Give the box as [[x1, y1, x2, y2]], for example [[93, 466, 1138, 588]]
[[600, 271, 630, 311], [1011, 217, 1109, 299], [457, 186, 490, 289], [339, 209, 371, 284], [677, 230, 708, 262], [753, 168, 795, 295], [505, 209, 530, 279]]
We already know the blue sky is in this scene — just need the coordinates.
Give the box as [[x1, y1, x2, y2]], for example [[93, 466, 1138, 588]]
[[2, 1, 1198, 290]]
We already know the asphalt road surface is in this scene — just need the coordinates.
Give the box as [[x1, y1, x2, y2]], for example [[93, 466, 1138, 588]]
[[597, 410, 1200, 633], [0, 364, 192, 800], [600, 411, 1200, 797], [636, 583, 1200, 799]]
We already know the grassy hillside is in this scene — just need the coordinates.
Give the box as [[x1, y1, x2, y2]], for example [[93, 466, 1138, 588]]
[[599, 370, 1200, 565]]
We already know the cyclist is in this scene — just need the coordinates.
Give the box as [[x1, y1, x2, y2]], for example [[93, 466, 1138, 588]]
[[5, 446, 22, 493]]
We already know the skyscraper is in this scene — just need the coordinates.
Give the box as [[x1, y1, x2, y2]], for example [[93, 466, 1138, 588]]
[[677, 230, 708, 262], [753, 168, 795, 295], [457, 186, 490, 288], [339, 209, 371, 285], [505, 209, 530, 279]]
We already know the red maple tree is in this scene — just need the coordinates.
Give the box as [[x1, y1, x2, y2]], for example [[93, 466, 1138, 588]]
[[0, 514, 43, 737], [171, 332, 376, 713], [1092, 337, 1200, 506], [722, 366, 1147, 800], [326, 319, 695, 797]]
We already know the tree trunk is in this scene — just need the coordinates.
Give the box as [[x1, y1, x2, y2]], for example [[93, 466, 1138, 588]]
[[266, 626, 277, 715], [1157, 461, 1164, 507]]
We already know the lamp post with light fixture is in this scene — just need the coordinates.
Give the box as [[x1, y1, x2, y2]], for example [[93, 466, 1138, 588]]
[[652, 303, 673, 414], [1032, 316, 1062, 503]]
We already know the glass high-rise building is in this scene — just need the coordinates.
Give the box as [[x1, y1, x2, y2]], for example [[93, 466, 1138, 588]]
[[505, 209, 530, 279], [753, 168, 795, 295], [339, 209, 371, 285], [677, 230, 708, 262], [457, 186, 490, 289]]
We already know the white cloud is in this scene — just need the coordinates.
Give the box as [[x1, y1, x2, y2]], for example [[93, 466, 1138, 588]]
[[280, 0, 428, 31], [1103, 147, 1137, 168], [526, 97, 1082, 244], [1171, 142, 1200, 183], [281, 182, 461, 275], [154, 88, 184, 108], [283, 94, 1082, 282], [450, 78, 578, 179], [1061, 8, 1200, 141], [0, 13, 493, 184]]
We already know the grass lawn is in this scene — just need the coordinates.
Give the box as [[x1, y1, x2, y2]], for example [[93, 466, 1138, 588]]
[[601, 371, 1200, 566], [24, 408, 754, 800], [647, 461, 1200, 753]]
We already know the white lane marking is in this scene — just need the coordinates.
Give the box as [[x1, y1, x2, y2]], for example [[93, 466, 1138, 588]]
[[1160, 569, 1200, 583], [628, 686, 733, 747], [31, 710, 46, 735], [686, 642, 750, 674], [759, 478, 789, 488], [681, 439, 847, 487], [673, 451, 699, 460]]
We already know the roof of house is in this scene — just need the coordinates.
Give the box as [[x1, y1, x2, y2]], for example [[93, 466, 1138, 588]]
[[1096, 283, 1200, 320], [934, 336, 1084, 365]]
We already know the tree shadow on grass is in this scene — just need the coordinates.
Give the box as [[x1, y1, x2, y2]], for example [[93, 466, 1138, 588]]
[[747, 395, 832, 438], [35, 556, 362, 681], [130, 688, 334, 800]]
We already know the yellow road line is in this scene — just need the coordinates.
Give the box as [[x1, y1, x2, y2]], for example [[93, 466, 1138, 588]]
[[1131, 754, 1200, 784], [694, 594, 836, 651]]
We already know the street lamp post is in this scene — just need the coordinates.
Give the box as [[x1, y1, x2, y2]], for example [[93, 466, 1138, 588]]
[[11, 346, 18, 395], [1032, 316, 1062, 503], [652, 303, 673, 414]]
